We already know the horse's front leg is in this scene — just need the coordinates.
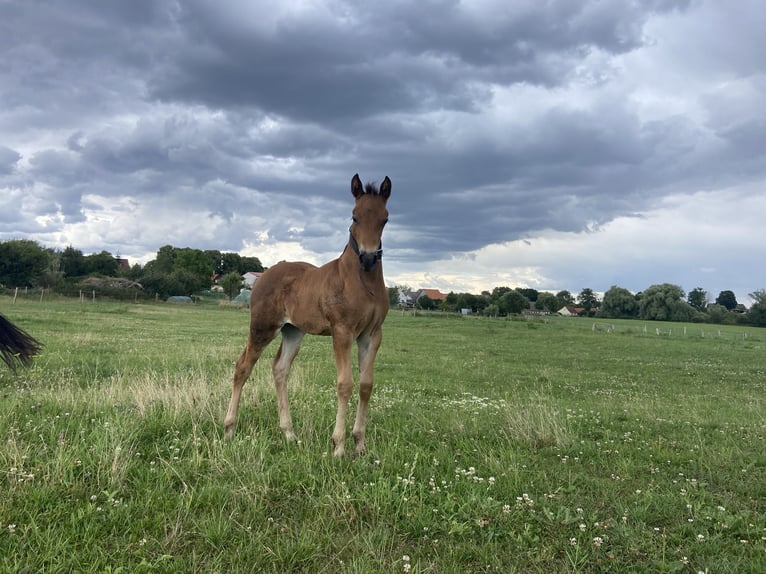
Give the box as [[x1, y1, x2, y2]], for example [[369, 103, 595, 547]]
[[352, 329, 382, 456], [331, 329, 354, 457]]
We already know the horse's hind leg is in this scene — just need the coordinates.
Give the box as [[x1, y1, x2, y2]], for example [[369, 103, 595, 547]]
[[272, 324, 304, 442], [224, 328, 277, 439]]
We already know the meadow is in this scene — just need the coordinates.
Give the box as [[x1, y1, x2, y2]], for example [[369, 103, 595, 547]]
[[1, 297, 765, 573]]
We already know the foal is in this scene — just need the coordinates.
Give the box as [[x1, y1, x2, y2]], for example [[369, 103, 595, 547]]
[[224, 174, 391, 457]]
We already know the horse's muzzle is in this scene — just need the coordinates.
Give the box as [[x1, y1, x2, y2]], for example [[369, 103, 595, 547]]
[[359, 251, 381, 272]]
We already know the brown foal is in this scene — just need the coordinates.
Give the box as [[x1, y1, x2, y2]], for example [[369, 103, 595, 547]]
[[224, 174, 391, 456]]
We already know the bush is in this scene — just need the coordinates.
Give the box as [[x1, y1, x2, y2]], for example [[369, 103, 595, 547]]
[[706, 304, 736, 325]]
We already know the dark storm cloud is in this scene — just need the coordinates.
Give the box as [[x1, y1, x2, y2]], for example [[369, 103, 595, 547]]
[[150, 0, 691, 118]]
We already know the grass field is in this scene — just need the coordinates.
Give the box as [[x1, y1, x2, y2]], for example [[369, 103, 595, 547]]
[[1, 297, 765, 573]]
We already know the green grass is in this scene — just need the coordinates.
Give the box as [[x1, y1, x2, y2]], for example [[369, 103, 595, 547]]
[[1, 297, 765, 572]]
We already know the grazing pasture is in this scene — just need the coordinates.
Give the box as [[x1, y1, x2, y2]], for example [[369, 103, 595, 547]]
[[1, 297, 765, 572]]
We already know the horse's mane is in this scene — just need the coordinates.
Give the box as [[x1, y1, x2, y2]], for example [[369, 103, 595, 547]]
[[364, 182, 381, 195]]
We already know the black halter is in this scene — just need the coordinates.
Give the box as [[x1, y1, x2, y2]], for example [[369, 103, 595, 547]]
[[349, 232, 383, 267], [348, 231, 383, 294]]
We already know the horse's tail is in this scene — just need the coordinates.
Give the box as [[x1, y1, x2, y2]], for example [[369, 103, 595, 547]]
[[0, 313, 43, 371]]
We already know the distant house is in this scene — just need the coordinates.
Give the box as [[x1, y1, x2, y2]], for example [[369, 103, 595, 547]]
[[558, 305, 585, 317], [115, 258, 130, 271], [395, 288, 416, 308], [243, 271, 264, 288], [523, 301, 548, 316], [414, 288, 447, 303]]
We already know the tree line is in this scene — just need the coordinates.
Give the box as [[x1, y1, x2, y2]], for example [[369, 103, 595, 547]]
[[388, 284, 766, 327], [3, 239, 764, 327], [0, 239, 263, 299]]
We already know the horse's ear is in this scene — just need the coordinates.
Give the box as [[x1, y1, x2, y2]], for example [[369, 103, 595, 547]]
[[379, 176, 391, 200], [351, 174, 364, 198]]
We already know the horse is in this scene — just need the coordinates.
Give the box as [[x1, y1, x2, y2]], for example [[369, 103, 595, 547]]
[[0, 313, 42, 371], [224, 173, 391, 457]]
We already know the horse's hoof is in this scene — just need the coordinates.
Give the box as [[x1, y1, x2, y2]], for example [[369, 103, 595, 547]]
[[332, 438, 345, 457], [352, 446, 366, 458]]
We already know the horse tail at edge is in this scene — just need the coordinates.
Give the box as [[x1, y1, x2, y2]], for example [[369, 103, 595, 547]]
[[0, 313, 43, 371]]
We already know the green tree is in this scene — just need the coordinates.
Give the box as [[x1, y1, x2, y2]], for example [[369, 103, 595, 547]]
[[84, 250, 119, 276], [220, 272, 244, 300], [153, 245, 177, 274], [638, 283, 696, 322], [715, 290, 738, 310], [706, 303, 735, 325], [141, 268, 208, 298], [387, 286, 400, 308], [240, 255, 264, 273], [443, 292, 458, 311], [599, 286, 638, 319], [483, 303, 500, 317], [126, 263, 144, 280], [745, 290, 766, 327], [0, 239, 51, 287], [516, 288, 538, 302], [490, 286, 512, 301], [499, 290, 529, 315], [556, 290, 575, 306], [206, 250, 226, 275], [174, 248, 213, 279], [687, 287, 708, 312], [416, 294, 435, 310], [140, 272, 176, 299], [536, 292, 559, 313], [578, 288, 599, 314], [60, 245, 86, 277], [173, 268, 208, 295], [455, 292, 486, 313], [205, 251, 263, 275]]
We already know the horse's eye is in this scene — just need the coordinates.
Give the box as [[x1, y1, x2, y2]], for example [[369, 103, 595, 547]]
[[383, 218, 389, 226], [352, 216, 359, 224]]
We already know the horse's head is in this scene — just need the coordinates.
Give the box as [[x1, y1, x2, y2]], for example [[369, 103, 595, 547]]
[[349, 174, 391, 272]]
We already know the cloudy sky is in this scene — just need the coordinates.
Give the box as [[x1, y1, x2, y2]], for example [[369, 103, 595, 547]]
[[2, 1, 765, 304]]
